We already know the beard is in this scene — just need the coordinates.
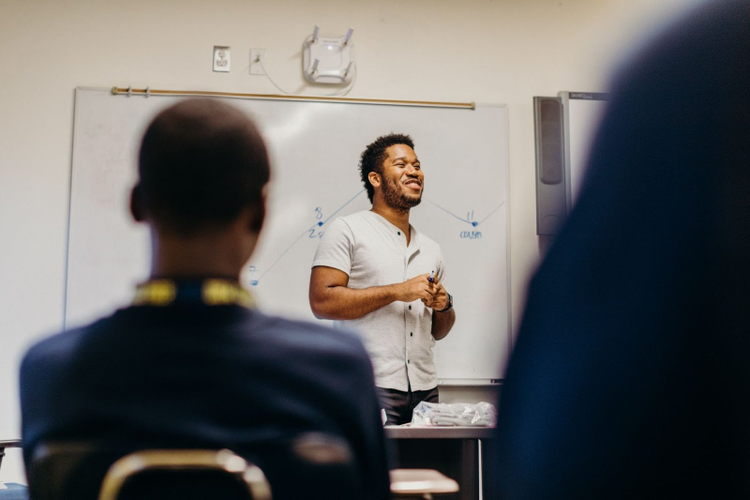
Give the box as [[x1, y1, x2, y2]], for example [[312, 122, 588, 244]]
[[381, 175, 423, 211]]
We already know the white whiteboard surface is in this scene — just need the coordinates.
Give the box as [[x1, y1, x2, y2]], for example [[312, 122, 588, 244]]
[[66, 87, 510, 383]]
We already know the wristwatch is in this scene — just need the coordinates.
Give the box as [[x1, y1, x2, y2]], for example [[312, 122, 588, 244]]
[[437, 294, 453, 313]]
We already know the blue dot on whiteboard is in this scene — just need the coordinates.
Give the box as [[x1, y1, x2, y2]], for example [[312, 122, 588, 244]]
[[318, 222, 323, 226], [472, 222, 478, 227], [249, 280, 259, 286]]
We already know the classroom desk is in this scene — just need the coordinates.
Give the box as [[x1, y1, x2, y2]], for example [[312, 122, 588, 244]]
[[0, 440, 26, 500], [0, 440, 21, 475], [385, 426, 495, 500]]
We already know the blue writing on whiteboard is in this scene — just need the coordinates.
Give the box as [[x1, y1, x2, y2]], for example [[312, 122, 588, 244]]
[[425, 199, 504, 228], [246, 265, 260, 286], [255, 190, 365, 283], [309, 207, 325, 238]]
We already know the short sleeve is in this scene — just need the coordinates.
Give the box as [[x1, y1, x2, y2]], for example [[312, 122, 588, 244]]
[[311, 217, 354, 275], [436, 247, 446, 285]]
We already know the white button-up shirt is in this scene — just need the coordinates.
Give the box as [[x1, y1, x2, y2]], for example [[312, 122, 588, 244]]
[[312, 210, 446, 391]]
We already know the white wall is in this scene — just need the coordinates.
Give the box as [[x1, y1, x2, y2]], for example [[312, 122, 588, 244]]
[[0, 0, 698, 485]]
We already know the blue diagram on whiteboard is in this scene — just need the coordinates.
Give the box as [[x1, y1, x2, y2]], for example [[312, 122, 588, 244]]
[[424, 198, 505, 240], [247, 189, 365, 286], [246, 190, 504, 286]]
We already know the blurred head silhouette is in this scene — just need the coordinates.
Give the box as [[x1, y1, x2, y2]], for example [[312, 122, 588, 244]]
[[493, 2, 750, 499], [130, 99, 271, 279]]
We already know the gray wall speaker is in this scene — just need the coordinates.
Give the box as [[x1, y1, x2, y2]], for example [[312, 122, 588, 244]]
[[534, 96, 567, 235]]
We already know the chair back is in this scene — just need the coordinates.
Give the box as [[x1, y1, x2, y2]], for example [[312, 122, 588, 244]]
[[28, 433, 359, 500], [99, 449, 270, 500]]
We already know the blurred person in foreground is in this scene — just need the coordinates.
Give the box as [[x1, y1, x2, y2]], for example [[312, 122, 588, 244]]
[[493, 1, 750, 498], [20, 99, 390, 500]]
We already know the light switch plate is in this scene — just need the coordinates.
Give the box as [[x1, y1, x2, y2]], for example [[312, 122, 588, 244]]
[[213, 46, 230, 72]]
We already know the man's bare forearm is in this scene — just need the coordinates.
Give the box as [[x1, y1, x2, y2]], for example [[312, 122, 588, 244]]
[[431, 308, 455, 340], [310, 284, 401, 320], [310, 270, 435, 320]]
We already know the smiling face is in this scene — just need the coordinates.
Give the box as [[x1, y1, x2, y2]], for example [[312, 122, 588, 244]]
[[370, 144, 424, 211]]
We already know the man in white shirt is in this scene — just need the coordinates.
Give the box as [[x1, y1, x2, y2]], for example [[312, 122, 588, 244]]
[[310, 134, 456, 425]]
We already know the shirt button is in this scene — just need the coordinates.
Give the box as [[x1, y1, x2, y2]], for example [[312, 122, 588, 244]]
[[407, 360, 411, 364], [397, 231, 401, 236], [410, 332, 413, 337], [408, 305, 412, 310]]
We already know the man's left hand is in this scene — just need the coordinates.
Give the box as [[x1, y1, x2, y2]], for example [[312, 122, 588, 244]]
[[422, 276, 449, 311]]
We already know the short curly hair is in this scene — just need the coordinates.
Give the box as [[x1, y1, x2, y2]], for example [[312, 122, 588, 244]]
[[359, 133, 415, 203], [138, 99, 270, 235]]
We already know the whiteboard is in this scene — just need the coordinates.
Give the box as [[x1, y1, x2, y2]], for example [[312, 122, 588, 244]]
[[66, 87, 510, 384]]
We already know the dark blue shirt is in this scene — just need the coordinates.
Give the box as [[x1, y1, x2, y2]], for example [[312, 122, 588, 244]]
[[21, 303, 390, 500]]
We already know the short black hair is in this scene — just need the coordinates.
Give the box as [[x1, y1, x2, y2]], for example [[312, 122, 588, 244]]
[[137, 99, 270, 234], [359, 133, 414, 203]]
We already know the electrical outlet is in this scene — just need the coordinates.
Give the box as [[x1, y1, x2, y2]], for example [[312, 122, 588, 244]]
[[213, 46, 230, 72], [249, 49, 267, 75]]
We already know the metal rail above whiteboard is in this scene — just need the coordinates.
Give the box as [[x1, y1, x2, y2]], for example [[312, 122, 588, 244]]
[[110, 86, 475, 110]]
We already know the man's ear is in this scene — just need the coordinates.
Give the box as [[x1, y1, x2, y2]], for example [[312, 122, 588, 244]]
[[368, 171, 381, 189], [130, 184, 147, 222]]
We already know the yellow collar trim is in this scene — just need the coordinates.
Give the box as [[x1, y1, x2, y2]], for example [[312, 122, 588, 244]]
[[133, 279, 254, 308], [203, 279, 254, 307]]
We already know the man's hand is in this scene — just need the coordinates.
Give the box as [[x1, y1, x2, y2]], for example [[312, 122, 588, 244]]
[[423, 276, 449, 311], [309, 268, 452, 320], [396, 273, 437, 303], [428, 274, 455, 340]]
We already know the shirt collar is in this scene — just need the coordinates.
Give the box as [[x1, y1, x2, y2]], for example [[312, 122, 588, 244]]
[[133, 279, 254, 308]]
